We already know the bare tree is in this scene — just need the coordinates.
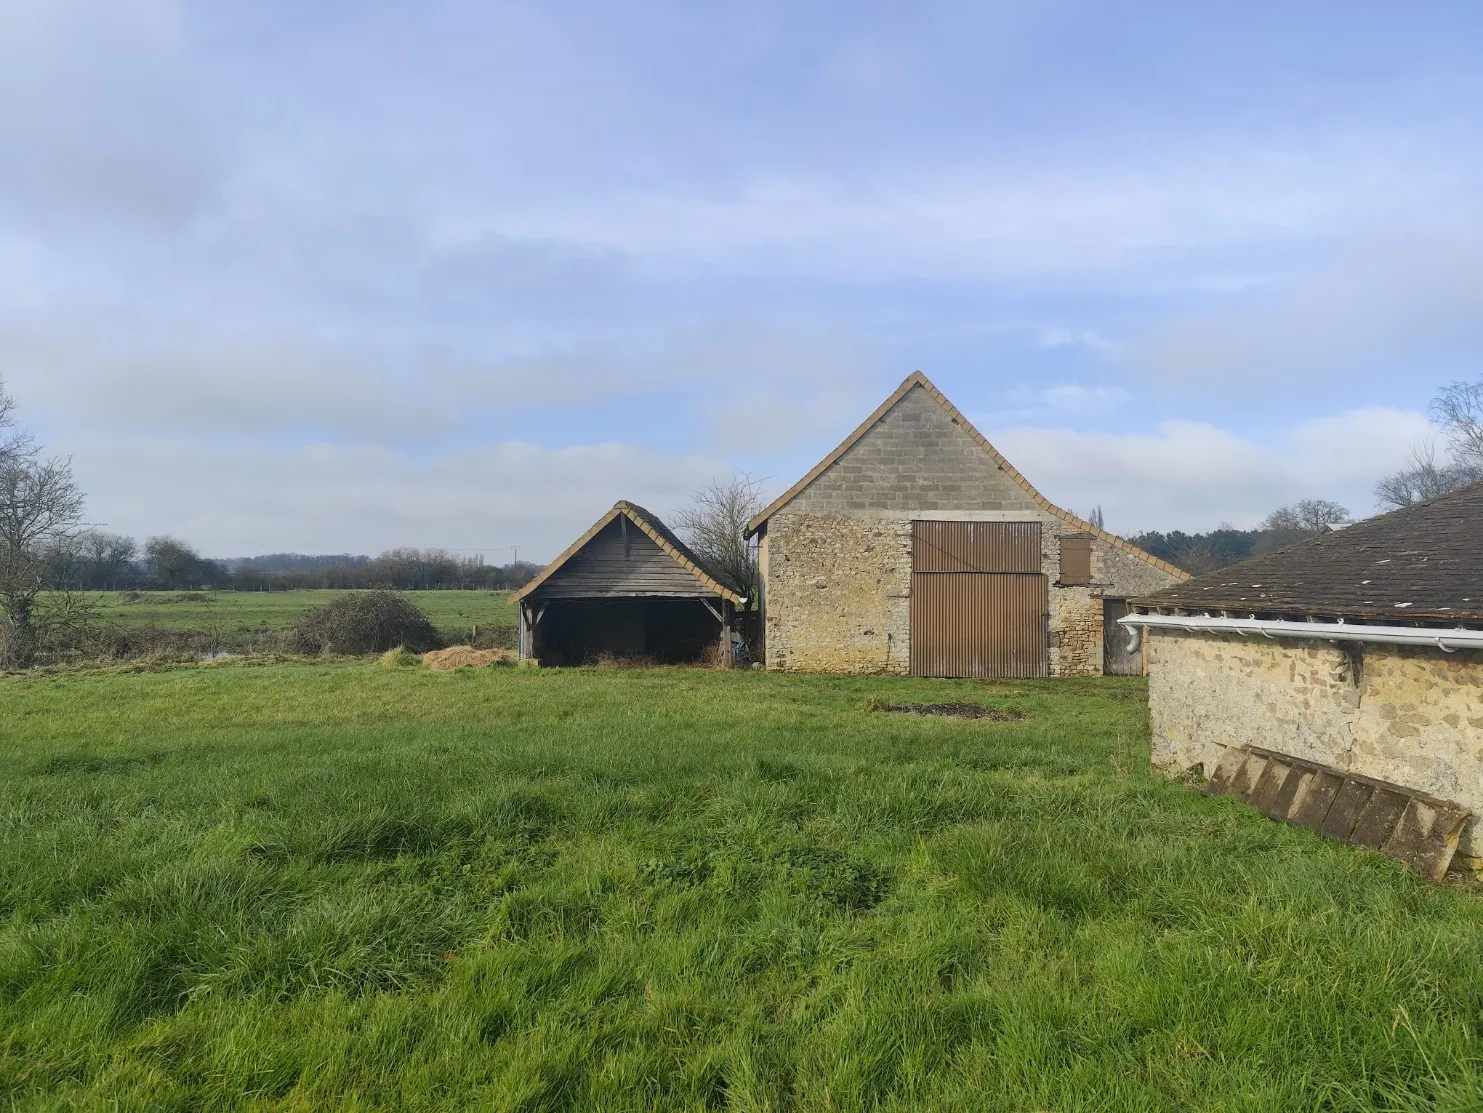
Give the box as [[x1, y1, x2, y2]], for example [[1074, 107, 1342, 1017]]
[[672, 474, 767, 603], [1375, 441, 1483, 511], [1432, 379, 1483, 468], [1373, 378, 1483, 509], [1087, 504, 1105, 531], [0, 381, 87, 668], [1170, 538, 1220, 575], [75, 530, 138, 589], [1263, 499, 1351, 533]]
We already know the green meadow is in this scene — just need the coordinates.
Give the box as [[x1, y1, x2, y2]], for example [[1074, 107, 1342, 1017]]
[[79, 589, 518, 636], [3, 662, 1481, 1111]]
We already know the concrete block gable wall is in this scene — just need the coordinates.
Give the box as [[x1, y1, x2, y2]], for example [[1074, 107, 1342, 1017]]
[[758, 383, 1181, 675]]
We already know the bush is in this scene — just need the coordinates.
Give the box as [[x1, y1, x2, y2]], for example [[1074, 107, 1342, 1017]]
[[288, 591, 444, 656]]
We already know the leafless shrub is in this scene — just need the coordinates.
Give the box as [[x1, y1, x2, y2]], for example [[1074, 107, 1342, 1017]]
[[287, 590, 444, 656]]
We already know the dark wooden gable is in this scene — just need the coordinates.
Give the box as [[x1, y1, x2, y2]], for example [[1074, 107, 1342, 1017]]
[[526, 516, 719, 599]]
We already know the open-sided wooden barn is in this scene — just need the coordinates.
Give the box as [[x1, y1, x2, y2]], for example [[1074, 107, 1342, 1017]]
[[510, 501, 744, 666]]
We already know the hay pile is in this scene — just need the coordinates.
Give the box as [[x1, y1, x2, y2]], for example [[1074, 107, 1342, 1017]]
[[422, 645, 518, 670]]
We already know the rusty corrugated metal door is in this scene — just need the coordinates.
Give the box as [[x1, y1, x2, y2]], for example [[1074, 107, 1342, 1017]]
[[910, 521, 1048, 678], [912, 520, 1040, 572]]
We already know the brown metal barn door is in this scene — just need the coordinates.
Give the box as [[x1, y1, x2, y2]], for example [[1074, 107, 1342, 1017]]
[[912, 520, 1040, 573], [910, 521, 1048, 678]]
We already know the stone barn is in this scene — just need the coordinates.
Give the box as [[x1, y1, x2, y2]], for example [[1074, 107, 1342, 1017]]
[[512, 501, 743, 666], [1122, 482, 1483, 880], [746, 371, 1186, 677]]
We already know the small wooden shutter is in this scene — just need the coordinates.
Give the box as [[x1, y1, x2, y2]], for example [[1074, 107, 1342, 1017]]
[[1060, 536, 1092, 585]]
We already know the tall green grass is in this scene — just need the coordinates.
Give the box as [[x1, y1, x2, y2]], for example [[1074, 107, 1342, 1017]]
[[1, 663, 1480, 1110]]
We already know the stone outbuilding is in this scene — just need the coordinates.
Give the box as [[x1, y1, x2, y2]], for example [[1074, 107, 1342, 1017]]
[[1123, 482, 1483, 879], [746, 371, 1186, 677], [511, 501, 744, 666]]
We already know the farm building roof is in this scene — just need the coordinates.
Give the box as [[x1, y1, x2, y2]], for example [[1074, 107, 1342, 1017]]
[[744, 370, 1187, 581], [1133, 481, 1483, 624], [510, 501, 745, 605]]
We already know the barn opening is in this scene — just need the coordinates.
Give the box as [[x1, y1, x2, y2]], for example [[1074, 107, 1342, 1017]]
[[511, 502, 744, 667], [527, 598, 727, 665]]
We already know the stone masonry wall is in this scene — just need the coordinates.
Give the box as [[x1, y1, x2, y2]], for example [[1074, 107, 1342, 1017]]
[[1147, 629, 1483, 863], [763, 513, 912, 674], [1053, 587, 1103, 677]]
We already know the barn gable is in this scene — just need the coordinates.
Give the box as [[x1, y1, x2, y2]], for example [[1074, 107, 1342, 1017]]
[[747, 371, 1184, 580], [510, 502, 742, 667], [787, 383, 1040, 515], [513, 502, 742, 604]]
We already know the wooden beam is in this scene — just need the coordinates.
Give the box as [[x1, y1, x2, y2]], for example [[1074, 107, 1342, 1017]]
[[698, 599, 722, 624], [719, 599, 734, 669], [518, 603, 531, 660]]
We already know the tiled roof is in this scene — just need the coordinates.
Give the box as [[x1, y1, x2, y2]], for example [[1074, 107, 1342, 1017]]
[[1133, 482, 1483, 624]]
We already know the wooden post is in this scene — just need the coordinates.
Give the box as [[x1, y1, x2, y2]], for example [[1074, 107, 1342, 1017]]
[[720, 599, 733, 669], [518, 602, 531, 660]]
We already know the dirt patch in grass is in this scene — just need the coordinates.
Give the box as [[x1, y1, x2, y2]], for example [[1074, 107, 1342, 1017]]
[[868, 699, 1026, 721]]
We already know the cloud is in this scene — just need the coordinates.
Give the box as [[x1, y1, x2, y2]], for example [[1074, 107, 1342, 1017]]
[[1130, 231, 1483, 388], [1039, 328, 1119, 354], [971, 382, 1130, 425], [0, 306, 890, 463], [0, 329, 452, 442], [67, 434, 733, 560], [0, 0, 219, 225], [984, 406, 1433, 532]]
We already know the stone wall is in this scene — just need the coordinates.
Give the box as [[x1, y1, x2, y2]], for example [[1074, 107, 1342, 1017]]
[[1052, 587, 1103, 677], [762, 513, 912, 674], [1147, 629, 1483, 864]]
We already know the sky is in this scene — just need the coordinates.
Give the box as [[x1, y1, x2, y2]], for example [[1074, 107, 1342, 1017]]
[[2, 1, 1481, 560]]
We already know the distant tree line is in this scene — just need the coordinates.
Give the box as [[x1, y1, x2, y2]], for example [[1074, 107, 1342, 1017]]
[[1131, 498, 1352, 575], [48, 534, 540, 592]]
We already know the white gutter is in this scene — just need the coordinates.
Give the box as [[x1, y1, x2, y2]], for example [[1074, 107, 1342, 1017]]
[[1118, 612, 1483, 655]]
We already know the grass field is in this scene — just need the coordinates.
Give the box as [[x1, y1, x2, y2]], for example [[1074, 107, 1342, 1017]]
[[3, 663, 1481, 1111], [79, 589, 518, 635]]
